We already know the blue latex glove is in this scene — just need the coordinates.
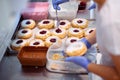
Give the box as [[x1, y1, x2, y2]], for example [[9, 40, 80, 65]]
[[65, 56, 90, 70], [88, 2, 96, 10], [79, 38, 91, 49], [52, 0, 69, 10]]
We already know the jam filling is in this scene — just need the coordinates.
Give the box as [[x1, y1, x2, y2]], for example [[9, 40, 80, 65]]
[[22, 30, 28, 33], [89, 30, 94, 33], [33, 42, 40, 45], [50, 38, 56, 42], [78, 1, 86, 10], [73, 29, 79, 32], [43, 21, 50, 24], [70, 39, 77, 43], [16, 40, 23, 44], [77, 20, 83, 23], [60, 22, 65, 25], [40, 30, 47, 34], [56, 28, 62, 33], [26, 21, 31, 24]]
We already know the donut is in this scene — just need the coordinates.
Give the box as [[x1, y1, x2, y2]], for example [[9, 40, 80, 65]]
[[45, 36, 61, 47], [84, 28, 95, 37], [65, 37, 79, 46], [58, 20, 71, 30], [71, 18, 88, 29], [17, 29, 33, 39], [29, 39, 45, 47], [21, 19, 36, 29], [68, 28, 84, 38], [52, 28, 66, 39], [11, 39, 28, 51], [38, 19, 54, 29], [51, 53, 64, 60], [65, 41, 87, 56], [35, 29, 51, 41]]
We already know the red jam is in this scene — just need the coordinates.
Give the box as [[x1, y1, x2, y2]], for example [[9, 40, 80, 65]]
[[40, 30, 47, 34], [89, 30, 94, 33], [70, 39, 77, 43], [77, 20, 83, 23], [73, 29, 79, 32], [16, 40, 23, 44], [33, 42, 40, 45], [56, 28, 62, 33], [60, 22, 65, 25], [50, 38, 56, 42], [26, 21, 31, 24], [43, 21, 50, 24], [22, 30, 28, 33]]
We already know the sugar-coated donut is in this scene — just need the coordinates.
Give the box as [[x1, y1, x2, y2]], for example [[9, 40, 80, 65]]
[[58, 20, 71, 30], [52, 28, 66, 39], [21, 19, 36, 29], [38, 19, 54, 29], [11, 39, 28, 51], [71, 18, 88, 29], [65, 41, 87, 56], [45, 36, 61, 47], [17, 29, 33, 39], [84, 28, 95, 37], [29, 39, 45, 47], [35, 29, 51, 41], [65, 37, 79, 46], [68, 28, 84, 38]]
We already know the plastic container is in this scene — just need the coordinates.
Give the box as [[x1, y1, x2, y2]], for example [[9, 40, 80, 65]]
[[17, 46, 48, 66], [46, 42, 97, 73], [48, 0, 79, 21]]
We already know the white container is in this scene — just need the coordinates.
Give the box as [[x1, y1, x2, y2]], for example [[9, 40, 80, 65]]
[[46, 42, 97, 73], [48, 0, 79, 21]]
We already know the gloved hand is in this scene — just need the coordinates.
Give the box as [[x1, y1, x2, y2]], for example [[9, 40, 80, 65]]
[[88, 2, 96, 10], [52, 0, 69, 10], [65, 56, 91, 70]]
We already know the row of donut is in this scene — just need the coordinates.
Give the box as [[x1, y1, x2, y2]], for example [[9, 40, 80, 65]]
[[11, 27, 95, 51], [21, 18, 88, 30]]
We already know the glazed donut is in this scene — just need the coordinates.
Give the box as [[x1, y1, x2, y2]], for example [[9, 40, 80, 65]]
[[21, 19, 36, 29], [68, 28, 84, 38], [84, 28, 95, 37], [11, 39, 28, 51], [58, 20, 71, 30], [29, 39, 45, 47], [35, 29, 51, 41], [65, 37, 79, 46], [17, 29, 33, 39], [52, 28, 66, 39], [38, 19, 54, 29], [71, 18, 88, 29], [45, 36, 61, 47], [65, 41, 87, 56]]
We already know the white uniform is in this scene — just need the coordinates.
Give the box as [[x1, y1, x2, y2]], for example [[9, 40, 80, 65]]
[[96, 0, 120, 66]]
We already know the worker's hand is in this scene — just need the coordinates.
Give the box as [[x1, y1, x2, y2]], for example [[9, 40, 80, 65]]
[[52, 0, 69, 10], [65, 56, 90, 70], [79, 38, 92, 49]]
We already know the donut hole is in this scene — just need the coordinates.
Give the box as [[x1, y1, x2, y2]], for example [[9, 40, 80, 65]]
[[77, 20, 83, 23], [16, 40, 23, 44], [22, 30, 28, 33], [56, 28, 62, 33], [73, 29, 79, 32], [89, 30, 94, 33], [33, 42, 40, 45], [39, 30, 47, 34], [26, 21, 31, 24], [50, 38, 56, 42], [70, 39, 77, 43], [60, 22, 66, 25], [43, 21, 50, 24]]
